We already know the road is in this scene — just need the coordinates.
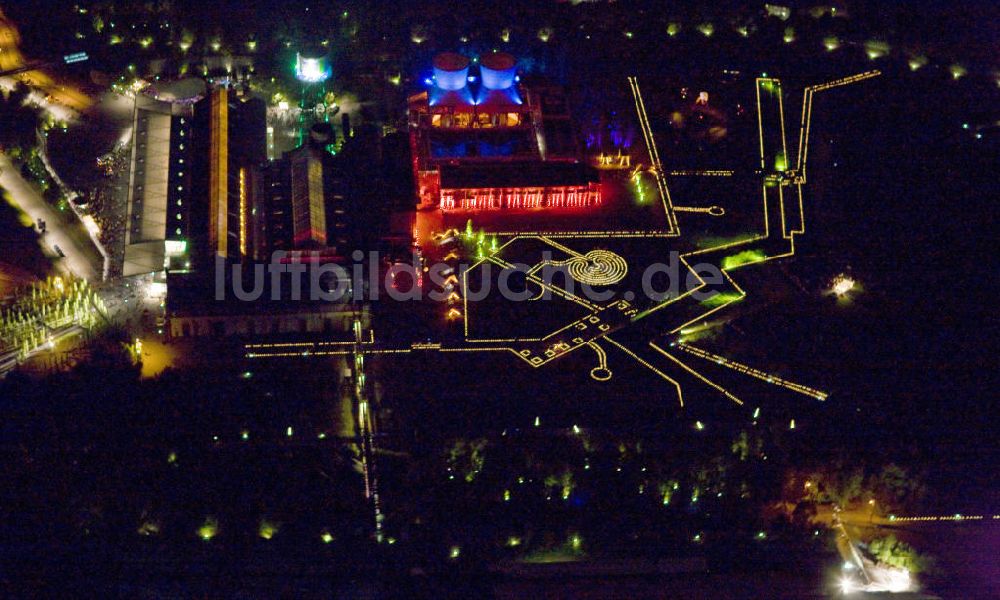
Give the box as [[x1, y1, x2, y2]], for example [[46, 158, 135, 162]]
[[0, 153, 102, 281]]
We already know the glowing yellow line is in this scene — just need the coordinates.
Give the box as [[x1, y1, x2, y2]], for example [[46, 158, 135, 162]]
[[796, 88, 812, 178], [793, 184, 806, 235], [667, 294, 743, 335], [605, 336, 683, 407], [762, 184, 771, 237], [239, 167, 247, 256], [542, 314, 594, 342], [438, 347, 515, 353], [795, 70, 880, 182], [676, 343, 827, 400], [629, 76, 679, 234], [649, 341, 743, 405], [588, 340, 607, 368], [778, 80, 788, 176], [682, 234, 767, 258], [535, 235, 583, 258], [779, 184, 789, 239], [667, 170, 734, 176], [756, 79, 766, 169], [490, 230, 677, 238]]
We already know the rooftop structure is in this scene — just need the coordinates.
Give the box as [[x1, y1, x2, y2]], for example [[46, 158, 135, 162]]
[[123, 82, 266, 277], [408, 52, 598, 213], [123, 88, 199, 276]]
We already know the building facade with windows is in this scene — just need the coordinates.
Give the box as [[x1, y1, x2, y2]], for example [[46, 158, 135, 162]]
[[407, 52, 599, 212]]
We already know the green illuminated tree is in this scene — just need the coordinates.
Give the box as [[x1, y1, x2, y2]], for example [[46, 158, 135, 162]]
[[446, 437, 488, 483], [868, 534, 930, 573]]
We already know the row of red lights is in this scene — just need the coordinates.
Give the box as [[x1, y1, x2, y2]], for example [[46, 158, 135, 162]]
[[440, 185, 602, 211]]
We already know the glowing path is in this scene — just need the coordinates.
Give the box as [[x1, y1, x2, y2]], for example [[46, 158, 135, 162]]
[[888, 514, 1000, 523], [649, 341, 743, 406], [667, 170, 734, 177], [351, 319, 384, 542], [673, 205, 725, 216], [526, 249, 629, 287], [672, 342, 828, 401], [794, 70, 882, 184], [587, 340, 612, 381], [628, 75, 680, 235], [605, 335, 684, 407]]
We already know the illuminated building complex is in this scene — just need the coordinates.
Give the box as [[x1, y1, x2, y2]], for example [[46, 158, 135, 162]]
[[255, 122, 414, 258], [255, 123, 348, 255], [123, 80, 266, 277], [188, 87, 267, 268], [285, 126, 338, 249], [124, 82, 199, 277], [408, 52, 599, 212]]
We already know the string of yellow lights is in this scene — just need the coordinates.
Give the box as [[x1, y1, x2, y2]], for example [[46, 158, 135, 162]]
[[888, 514, 999, 522], [587, 340, 612, 381], [674, 343, 828, 400], [667, 170, 734, 177], [605, 335, 684, 407], [629, 75, 680, 234], [649, 341, 743, 405], [795, 70, 882, 183]]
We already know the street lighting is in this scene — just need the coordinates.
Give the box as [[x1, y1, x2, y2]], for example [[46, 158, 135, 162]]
[[840, 577, 855, 594]]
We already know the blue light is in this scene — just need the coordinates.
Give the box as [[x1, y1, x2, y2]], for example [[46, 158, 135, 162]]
[[433, 65, 469, 90], [481, 65, 515, 90], [475, 86, 522, 106], [63, 52, 89, 64], [424, 78, 433, 85], [467, 76, 476, 82]]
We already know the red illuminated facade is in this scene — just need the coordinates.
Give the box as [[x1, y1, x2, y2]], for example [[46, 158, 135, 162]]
[[440, 185, 601, 211], [408, 52, 599, 212]]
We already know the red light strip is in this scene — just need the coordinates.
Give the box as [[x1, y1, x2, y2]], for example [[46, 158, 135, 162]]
[[439, 184, 602, 211]]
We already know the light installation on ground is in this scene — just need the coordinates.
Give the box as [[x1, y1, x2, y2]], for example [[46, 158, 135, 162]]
[[247, 71, 879, 425]]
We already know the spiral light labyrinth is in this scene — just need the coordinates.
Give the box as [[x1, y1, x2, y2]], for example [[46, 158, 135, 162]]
[[566, 250, 628, 286]]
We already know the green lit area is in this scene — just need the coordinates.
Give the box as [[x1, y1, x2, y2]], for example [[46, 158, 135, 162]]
[[694, 233, 759, 249], [631, 172, 650, 205], [700, 291, 744, 308], [721, 249, 767, 270]]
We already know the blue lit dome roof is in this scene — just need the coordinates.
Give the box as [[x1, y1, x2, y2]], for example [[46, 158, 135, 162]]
[[480, 52, 517, 90], [432, 52, 470, 91]]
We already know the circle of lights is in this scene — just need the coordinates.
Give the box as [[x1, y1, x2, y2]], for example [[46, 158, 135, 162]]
[[567, 250, 628, 286], [590, 367, 613, 381]]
